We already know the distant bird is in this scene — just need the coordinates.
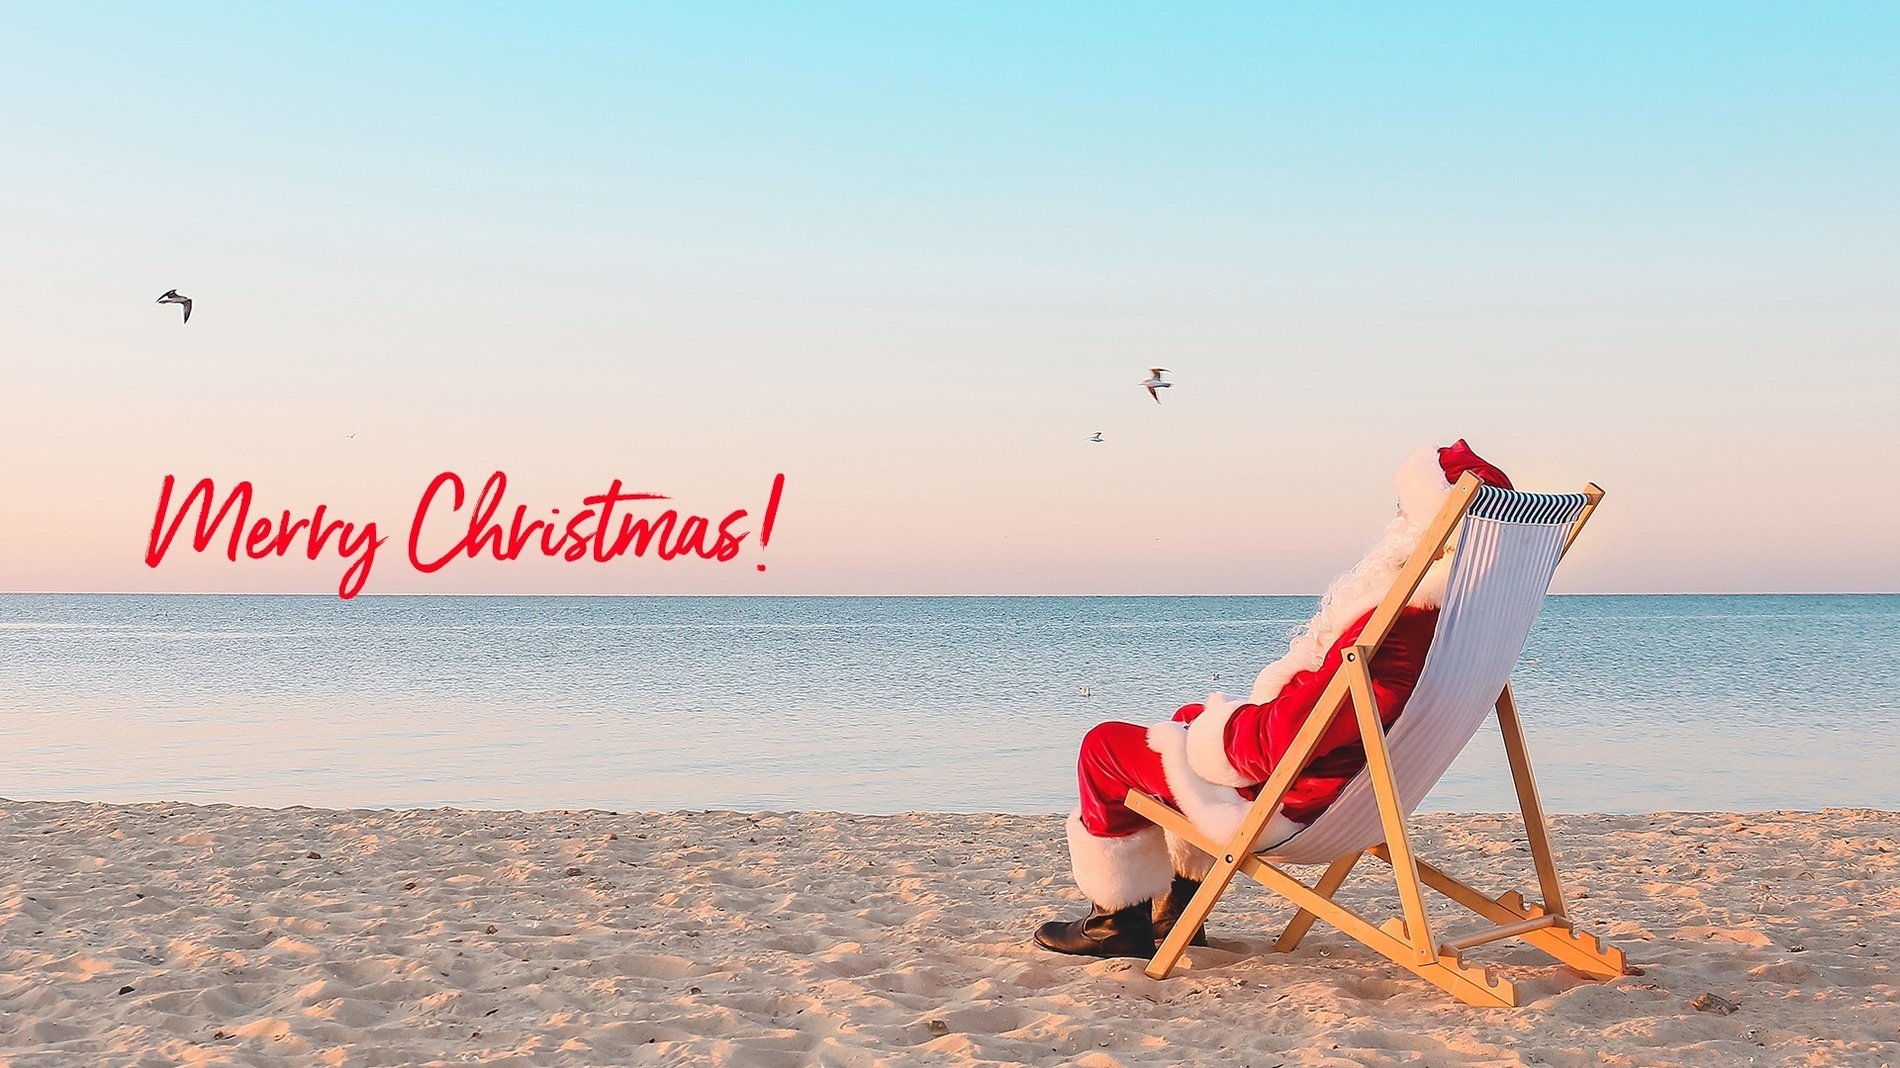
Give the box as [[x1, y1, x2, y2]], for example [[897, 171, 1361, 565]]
[[345, 432, 359, 440], [156, 289, 192, 323], [1141, 367, 1172, 403], [1078, 686, 1092, 697], [1088, 432, 1104, 443]]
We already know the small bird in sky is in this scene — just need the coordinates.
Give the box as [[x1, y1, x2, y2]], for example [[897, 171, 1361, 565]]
[[1141, 367, 1172, 403], [1088, 432, 1104, 443], [156, 289, 192, 323], [345, 432, 359, 440]]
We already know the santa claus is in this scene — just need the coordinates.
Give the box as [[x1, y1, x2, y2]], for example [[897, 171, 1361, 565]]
[[1034, 440, 1514, 957]]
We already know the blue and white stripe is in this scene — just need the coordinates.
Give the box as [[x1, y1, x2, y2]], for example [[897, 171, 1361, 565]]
[[1467, 484, 1590, 526]]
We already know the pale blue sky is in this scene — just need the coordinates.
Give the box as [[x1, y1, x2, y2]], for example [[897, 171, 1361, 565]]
[[2, 3, 1896, 594]]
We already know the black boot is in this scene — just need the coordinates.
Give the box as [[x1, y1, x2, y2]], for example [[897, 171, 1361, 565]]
[[1034, 901, 1157, 958], [1151, 875, 1210, 947]]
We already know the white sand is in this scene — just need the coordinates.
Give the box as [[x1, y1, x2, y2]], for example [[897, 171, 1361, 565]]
[[1, 802, 1895, 1066]]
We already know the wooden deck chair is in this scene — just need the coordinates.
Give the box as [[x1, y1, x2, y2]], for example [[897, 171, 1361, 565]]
[[1124, 473, 1627, 1007]]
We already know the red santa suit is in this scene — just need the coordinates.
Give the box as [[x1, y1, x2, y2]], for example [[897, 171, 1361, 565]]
[[1062, 441, 1513, 913]]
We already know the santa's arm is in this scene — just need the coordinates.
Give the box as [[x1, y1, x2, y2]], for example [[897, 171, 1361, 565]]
[[1183, 679, 1326, 788], [1184, 610, 1432, 790]]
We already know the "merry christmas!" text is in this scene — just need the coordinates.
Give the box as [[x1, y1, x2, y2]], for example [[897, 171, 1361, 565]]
[[143, 471, 787, 598]]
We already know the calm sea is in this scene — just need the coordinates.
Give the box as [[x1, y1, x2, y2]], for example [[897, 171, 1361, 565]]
[[1, 595, 1895, 815]]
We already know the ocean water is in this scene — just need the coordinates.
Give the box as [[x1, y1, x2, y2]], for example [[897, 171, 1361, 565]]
[[1, 594, 1895, 815]]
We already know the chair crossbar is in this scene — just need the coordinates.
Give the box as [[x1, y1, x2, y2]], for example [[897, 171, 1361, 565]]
[[1440, 915, 1558, 952]]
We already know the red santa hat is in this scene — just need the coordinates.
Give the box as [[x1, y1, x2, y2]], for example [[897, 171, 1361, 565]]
[[1394, 439, 1513, 523], [1182, 441, 1514, 789]]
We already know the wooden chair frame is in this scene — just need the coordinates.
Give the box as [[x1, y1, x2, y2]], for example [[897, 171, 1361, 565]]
[[1124, 473, 1627, 1007]]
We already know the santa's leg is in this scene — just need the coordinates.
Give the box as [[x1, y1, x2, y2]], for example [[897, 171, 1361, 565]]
[[1035, 721, 1182, 956]]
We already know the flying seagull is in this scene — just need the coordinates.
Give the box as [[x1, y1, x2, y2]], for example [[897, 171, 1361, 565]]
[[156, 289, 192, 323], [345, 432, 359, 440], [1088, 432, 1104, 443], [1140, 367, 1172, 403]]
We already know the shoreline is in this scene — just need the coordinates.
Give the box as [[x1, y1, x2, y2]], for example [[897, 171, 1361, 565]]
[[3, 802, 1895, 1065]]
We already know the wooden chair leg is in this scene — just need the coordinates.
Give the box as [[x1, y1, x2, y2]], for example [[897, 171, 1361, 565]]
[[1275, 851, 1362, 952], [1240, 853, 1516, 1007], [1494, 686, 1566, 917], [1366, 847, 1628, 980], [1129, 792, 1518, 1006], [1345, 648, 1438, 965], [1126, 790, 1245, 979]]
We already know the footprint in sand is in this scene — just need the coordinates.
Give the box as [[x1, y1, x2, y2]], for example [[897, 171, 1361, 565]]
[[1747, 960, 1818, 984], [933, 1003, 1046, 1036], [597, 951, 712, 980]]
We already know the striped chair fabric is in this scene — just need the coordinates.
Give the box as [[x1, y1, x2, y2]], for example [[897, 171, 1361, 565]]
[[1261, 484, 1592, 866]]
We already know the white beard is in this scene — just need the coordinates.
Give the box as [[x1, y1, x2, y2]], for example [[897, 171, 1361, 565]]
[[1246, 456, 1454, 704]]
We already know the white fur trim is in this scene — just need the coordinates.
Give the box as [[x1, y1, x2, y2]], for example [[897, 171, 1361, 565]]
[[1165, 830, 1215, 880], [1064, 809, 1172, 910], [1185, 692, 1254, 788], [1248, 652, 1308, 704], [1146, 722, 1302, 854]]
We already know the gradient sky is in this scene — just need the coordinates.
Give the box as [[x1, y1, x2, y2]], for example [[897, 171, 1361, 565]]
[[3, 3, 1896, 595]]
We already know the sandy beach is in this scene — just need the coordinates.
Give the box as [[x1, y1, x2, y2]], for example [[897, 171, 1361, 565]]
[[1, 802, 1894, 1066]]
